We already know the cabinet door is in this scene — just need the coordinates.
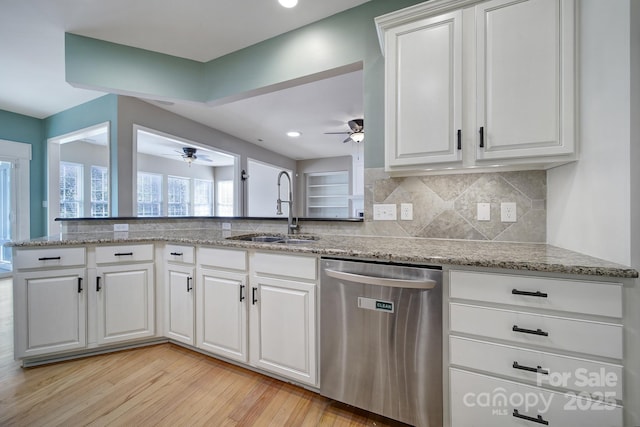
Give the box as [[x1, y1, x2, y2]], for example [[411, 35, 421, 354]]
[[249, 275, 316, 386], [385, 10, 462, 167], [196, 268, 248, 363], [166, 264, 195, 346], [14, 269, 87, 358], [96, 264, 155, 345], [476, 0, 575, 160]]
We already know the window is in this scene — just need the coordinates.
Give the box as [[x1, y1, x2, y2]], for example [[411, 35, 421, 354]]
[[60, 162, 83, 218], [91, 166, 109, 217], [194, 179, 213, 216], [137, 172, 162, 216], [168, 176, 190, 216], [217, 180, 234, 216]]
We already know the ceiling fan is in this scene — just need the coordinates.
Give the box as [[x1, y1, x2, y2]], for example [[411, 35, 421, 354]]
[[173, 147, 212, 166], [324, 119, 364, 143]]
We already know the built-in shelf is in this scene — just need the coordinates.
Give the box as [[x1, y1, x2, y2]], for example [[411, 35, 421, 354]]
[[306, 171, 350, 218]]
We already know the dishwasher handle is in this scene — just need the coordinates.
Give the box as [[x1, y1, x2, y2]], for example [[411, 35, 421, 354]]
[[324, 269, 436, 290]]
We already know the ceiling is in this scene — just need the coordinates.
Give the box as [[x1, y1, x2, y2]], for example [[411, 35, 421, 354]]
[[0, 0, 369, 161]]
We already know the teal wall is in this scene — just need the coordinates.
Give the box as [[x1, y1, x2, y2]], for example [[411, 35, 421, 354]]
[[44, 94, 119, 215], [0, 110, 45, 237], [65, 0, 425, 168]]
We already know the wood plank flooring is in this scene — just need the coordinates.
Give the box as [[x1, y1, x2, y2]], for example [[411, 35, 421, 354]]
[[0, 278, 408, 426]]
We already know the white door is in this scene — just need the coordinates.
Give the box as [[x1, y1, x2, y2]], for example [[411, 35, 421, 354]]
[[0, 140, 30, 275], [250, 275, 316, 386], [385, 10, 462, 167], [166, 264, 195, 346], [475, 0, 575, 160], [14, 269, 86, 358], [96, 264, 155, 345], [196, 268, 248, 363]]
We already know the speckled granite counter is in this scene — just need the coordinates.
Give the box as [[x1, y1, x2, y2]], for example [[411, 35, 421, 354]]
[[7, 230, 638, 278]]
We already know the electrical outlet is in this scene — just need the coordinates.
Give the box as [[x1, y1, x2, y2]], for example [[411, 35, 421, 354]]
[[400, 203, 413, 220], [477, 203, 491, 221], [373, 204, 397, 221], [501, 202, 517, 222], [113, 223, 129, 232]]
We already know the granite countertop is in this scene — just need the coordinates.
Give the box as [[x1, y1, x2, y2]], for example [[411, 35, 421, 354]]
[[7, 230, 638, 278]]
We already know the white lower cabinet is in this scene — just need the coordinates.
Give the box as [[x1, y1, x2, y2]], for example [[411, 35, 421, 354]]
[[196, 267, 248, 363], [166, 264, 195, 346], [447, 270, 624, 427], [195, 248, 318, 387], [14, 268, 87, 358], [165, 244, 196, 346], [250, 252, 317, 386], [95, 263, 155, 345], [450, 369, 622, 427], [249, 274, 316, 386]]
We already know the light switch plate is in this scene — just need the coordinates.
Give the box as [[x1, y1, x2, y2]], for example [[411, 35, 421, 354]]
[[501, 202, 517, 222], [477, 203, 490, 221], [373, 204, 397, 221], [222, 222, 231, 230]]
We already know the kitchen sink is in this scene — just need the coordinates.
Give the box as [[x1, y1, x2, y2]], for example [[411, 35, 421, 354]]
[[227, 234, 319, 245]]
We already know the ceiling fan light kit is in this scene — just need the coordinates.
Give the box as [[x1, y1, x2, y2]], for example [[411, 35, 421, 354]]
[[182, 147, 197, 167]]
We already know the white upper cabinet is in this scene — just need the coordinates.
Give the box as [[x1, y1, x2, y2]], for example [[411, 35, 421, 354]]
[[384, 10, 463, 167], [476, 0, 575, 161], [376, 0, 576, 173]]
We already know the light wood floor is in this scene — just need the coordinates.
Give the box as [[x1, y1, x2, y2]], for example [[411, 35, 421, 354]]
[[0, 278, 408, 426]]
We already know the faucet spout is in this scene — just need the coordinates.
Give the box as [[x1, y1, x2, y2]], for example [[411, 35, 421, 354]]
[[276, 171, 298, 234]]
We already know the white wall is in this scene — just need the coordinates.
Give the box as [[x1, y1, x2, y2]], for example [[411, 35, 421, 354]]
[[547, 0, 632, 265]]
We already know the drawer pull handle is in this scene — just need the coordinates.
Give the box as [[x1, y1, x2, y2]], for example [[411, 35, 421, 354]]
[[479, 126, 485, 148], [170, 252, 183, 256], [240, 285, 245, 302], [78, 277, 83, 293], [512, 288, 548, 298], [96, 276, 102, 292], [252, 287, 258, 305], [187, 277, 193, 292], [114, 252, 134, 256], [512, 325, 548, 337], [38, 256, 61, 261], [457, 129, 462, 150], [513, 361, 549, 375], [513, 409, 549, 425]]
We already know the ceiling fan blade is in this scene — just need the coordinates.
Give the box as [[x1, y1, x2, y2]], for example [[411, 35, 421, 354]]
[[343, 136, 352, 143], [324, 131, 350, 135]]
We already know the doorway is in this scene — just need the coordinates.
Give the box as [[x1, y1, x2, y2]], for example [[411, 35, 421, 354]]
[[0, 140, 31, 276]]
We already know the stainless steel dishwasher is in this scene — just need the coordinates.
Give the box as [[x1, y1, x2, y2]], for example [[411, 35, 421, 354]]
[[320, 258, 442, 427]]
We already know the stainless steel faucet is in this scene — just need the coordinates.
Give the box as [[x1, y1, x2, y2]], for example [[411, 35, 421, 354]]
[[276, 170, 298, 234]]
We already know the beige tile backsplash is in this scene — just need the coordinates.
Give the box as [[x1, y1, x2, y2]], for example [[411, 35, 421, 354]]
[[362, 168, 546, 243]]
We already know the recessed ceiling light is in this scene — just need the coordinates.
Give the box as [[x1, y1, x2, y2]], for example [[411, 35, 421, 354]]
[[278, 0, 298, 8], [287, 131, 301, 137]]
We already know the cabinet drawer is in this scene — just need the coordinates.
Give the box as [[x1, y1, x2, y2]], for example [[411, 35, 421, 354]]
[[166, 244, 195, 264], [252, 252, 317, 280], [449, 303, 622, 359], [198, 247, 246, 271], [14, 247, 86, 270], [95, 244, 154, 264], [450, 369, 622, 427], [450, 336, 623, 398], [450, 271, 622, 318]]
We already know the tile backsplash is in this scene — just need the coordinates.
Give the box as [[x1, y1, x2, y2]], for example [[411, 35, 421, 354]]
[[362, 168, 546, 243], [60, 169, 546, 243]]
